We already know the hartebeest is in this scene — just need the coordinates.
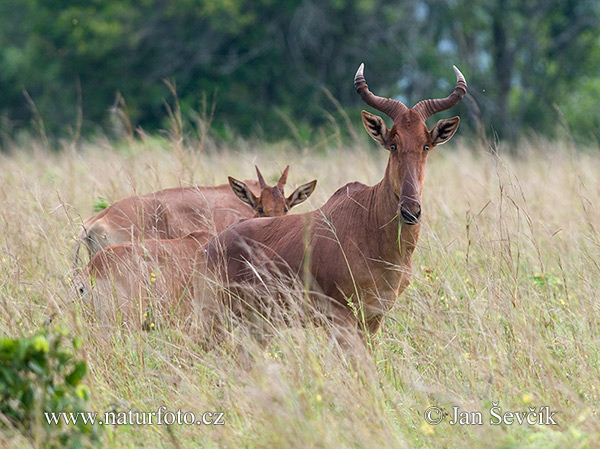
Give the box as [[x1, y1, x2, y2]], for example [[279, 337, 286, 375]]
[[74, 165, 317, 266], [78, 230, 210, 327], [76, 167, 317, 327], [205, 64, 466, 342]]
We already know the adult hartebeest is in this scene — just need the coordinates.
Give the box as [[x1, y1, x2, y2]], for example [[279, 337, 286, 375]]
[[74, 165, 317, 266], [76, 167, 317, 327], [205, 64, 466, 342]]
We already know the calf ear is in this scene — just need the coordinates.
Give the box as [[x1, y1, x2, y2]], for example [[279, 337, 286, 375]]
[[228, 177, 258, 208], [430, 116, 460, 146], [361, 110, 389, 147], [287, 180, 317, 209]]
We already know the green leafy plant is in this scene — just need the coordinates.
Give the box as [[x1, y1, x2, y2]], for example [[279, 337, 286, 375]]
[[0, 328, 102, 449], [92, 197, 110, 212]]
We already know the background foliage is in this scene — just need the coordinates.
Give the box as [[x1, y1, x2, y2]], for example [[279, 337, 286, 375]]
[[1, 0, 599, 145]]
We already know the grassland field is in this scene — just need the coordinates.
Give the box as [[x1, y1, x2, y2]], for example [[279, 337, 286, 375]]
[[0, 133, 599, 448]]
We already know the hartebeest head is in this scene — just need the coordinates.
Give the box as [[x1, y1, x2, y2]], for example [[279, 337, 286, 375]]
[[228, 165, 317, 217], [355, 64, 466, 225]]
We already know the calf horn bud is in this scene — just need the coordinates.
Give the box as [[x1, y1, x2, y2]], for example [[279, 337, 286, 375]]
[[255, 165, 267, 189], [278, 165, 289, 189]]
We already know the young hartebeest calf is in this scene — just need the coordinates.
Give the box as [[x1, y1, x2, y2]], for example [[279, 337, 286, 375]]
[[76, 167, 317, 328], [74, 165, 317, 266], [205, 64, 466, 343]]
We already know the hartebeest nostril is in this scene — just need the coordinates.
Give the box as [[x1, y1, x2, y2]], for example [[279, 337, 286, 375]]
[[400, 207, 421, 225]]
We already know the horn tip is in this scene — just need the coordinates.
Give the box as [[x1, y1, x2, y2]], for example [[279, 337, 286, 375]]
[[452, 65, 467, 87], [355, 63, 365, 79]]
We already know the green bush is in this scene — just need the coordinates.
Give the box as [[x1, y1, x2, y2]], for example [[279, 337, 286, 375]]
[[0, 328, 102, 449], [92, 197, 111, 213]]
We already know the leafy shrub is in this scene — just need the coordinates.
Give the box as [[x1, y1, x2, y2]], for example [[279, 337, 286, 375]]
[[0, 327, 102, 449], [92, 197, 111, 213]]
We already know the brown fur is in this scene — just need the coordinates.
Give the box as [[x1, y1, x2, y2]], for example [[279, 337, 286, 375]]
[[80, 230, 209, 329], [74, 166, 317, 266], [75, 167, 317, 328], [74, 182, 258, 266], [204, 66, 466, 343]]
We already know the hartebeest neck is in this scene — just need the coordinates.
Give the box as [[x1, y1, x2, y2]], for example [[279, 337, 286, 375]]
[[371, 158, 420, 266]]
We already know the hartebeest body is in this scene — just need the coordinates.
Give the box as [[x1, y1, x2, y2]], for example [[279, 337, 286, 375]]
[[205, 64, 466, 340], [77, 167, 317, 327], [80, 230, 210, 327], [74, 166, 316, 266]]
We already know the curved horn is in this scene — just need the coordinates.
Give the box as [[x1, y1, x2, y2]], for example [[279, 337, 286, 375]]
[[277, 165, 289, 189], [255, 165, 267, 189], [412, 65, 467, 121], [354, 63, 408, 122]]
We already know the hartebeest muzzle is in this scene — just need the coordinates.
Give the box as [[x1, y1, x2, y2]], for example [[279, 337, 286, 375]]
[[399, 174, 422, 225], [400, 206, 421, 225]]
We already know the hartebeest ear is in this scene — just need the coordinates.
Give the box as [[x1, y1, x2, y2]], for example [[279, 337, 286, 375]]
[[361, 110, 389, 147], [287, 180, 317, 209], [228, 176, 258, 208], [430, 116, 460, 146]]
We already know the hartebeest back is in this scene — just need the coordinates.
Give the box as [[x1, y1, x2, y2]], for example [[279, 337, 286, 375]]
[[76, 167, 317, 327], [205, 64, 466, 341], [74, 165, 317, 266]]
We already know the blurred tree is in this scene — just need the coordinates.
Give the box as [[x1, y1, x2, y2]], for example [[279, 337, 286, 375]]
[[419, 0, 600, 142], [0, 0, 599, 146]]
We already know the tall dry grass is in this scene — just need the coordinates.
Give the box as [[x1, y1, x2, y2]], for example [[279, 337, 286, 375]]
[[0, 134, 598, 448]]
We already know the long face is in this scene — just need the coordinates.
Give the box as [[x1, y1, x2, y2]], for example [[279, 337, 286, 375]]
[[356, 64, 466, 225], [386, 114, 431, 224], [362, 110, 461, 225]]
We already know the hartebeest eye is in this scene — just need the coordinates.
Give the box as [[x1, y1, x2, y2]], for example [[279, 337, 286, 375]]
[[257, 207, 264, 214], [423, 145, 430, 151], [390, 144, 397, 151], [284, 207, 289, 213]]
